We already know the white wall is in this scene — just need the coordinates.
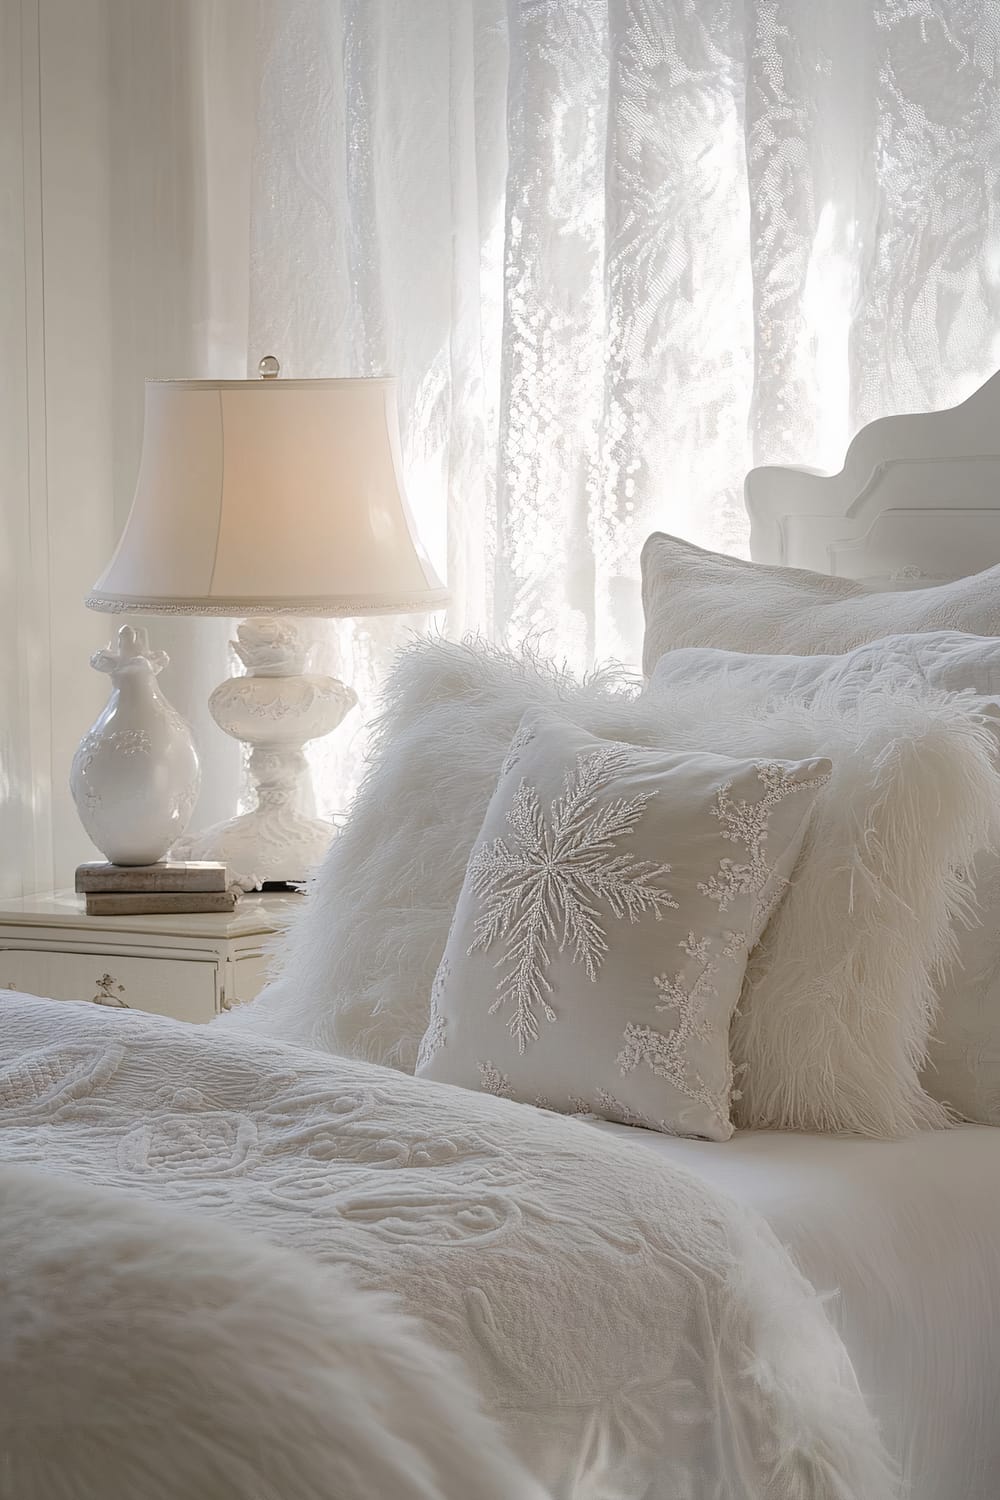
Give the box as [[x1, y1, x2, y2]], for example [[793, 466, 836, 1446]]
[[1, 0, 255, 896], [2, 0, 114, 895]]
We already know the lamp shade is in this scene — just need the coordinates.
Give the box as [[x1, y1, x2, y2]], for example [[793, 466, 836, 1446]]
[[86, 376, 448, 616]]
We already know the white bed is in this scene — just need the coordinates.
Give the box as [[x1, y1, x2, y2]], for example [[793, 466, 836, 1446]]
[[7, 380, 1000, 1500], [596, 1122, 1000, 1500]]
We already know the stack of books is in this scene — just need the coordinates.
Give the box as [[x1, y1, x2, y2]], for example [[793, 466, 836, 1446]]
[[75, 861, 238, 916]]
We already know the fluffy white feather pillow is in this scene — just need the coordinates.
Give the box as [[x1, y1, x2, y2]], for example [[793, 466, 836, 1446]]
[[642, 667, 1000, 1135], [654, 632, 1000, 1127]]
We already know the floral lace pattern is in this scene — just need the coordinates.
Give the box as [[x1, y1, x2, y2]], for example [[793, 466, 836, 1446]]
[[618, 931, 746, 1133], [478, 1061, 514, 1099], [698, 762, 832, 920], [415, 959, 450, 1072]]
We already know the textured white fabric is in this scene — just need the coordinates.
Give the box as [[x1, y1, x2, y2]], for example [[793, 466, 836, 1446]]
[[638, 669, 1000, 1135], [0, 994, 897, 1500], [0, 1164, 546, 1500], [653, 632, 1000, 1127], [593, 1123, 1000, 1500], [419, 709, 829, 1139], [640, 533, 1000, 674]]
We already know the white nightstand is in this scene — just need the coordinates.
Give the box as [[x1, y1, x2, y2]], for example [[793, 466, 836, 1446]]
[[0, 891, 301, 1023]]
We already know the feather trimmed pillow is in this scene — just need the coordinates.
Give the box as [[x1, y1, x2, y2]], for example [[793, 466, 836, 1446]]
[[415, 709, 830, 1139], [641, 666, 1000, 1136]]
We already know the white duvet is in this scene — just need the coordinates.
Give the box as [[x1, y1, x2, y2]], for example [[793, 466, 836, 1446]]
[[0, 994, 896, 1500]]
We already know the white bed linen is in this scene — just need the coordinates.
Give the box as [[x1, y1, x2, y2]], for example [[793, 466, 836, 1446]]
[[0, 994, 896, 1500], [593, 1122, 1000, 1500]]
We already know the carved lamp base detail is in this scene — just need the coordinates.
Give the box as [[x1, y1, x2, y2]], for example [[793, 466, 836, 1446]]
[[172, 618, 357, 891]]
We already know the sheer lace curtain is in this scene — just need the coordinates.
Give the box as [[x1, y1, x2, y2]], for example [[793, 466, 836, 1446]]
[[251, 0, 1000, 812], [5, 0, 1000, 890]]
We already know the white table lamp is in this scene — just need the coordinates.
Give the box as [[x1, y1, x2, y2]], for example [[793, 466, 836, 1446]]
[[85, 364, 447, 888]]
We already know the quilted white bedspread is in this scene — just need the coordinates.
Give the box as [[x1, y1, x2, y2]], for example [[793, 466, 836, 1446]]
[[0, 995, 896, 1500]]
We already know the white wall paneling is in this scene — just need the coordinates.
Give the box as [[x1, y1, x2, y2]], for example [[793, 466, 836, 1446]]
[[2, 0, 256, 895]]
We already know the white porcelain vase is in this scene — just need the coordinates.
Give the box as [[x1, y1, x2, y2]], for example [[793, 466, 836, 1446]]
[[70, 625, 200, 866]]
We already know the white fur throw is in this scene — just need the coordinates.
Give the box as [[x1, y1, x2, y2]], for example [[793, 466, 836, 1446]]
[[0, 1164, 547, 1500]]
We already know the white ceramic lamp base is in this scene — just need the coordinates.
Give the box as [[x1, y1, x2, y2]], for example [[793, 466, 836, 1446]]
[[172, 617, 356, 891]]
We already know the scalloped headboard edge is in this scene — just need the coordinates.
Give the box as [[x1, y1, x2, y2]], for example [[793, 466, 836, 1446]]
[[746, 372, 1000, 584]]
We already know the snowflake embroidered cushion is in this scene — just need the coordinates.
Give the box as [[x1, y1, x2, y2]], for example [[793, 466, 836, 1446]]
[[416, 710, 830, 1140]]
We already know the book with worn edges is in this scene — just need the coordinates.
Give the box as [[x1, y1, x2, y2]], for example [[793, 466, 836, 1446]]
[[84, 889, 239, 917], [75, 861, 228, 895]]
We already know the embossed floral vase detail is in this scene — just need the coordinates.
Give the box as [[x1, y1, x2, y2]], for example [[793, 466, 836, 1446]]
[[70, 625, 200, 866]]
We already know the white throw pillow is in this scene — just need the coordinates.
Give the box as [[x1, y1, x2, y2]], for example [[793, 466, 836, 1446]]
[[653, 631, 1000, 1127], [640, 532, 1000, 675], [416, 710, 830, 1140]]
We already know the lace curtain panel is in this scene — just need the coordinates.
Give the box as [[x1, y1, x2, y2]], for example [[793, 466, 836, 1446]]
[[252, 1, 1000, 713]]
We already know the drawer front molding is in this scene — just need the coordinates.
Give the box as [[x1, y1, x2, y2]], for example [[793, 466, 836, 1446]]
[[1, 948, 219, 1024]]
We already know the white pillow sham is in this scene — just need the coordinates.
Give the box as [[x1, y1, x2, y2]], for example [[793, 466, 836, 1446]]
[[640, 532, 1000, 675], [416, 709, 830, 1140], [653, 631, 1000, 1127]]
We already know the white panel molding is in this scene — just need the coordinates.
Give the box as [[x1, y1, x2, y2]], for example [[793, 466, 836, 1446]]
[[0, 0, 54, 896]]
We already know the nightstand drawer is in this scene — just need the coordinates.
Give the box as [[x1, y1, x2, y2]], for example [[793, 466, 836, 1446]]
[[0, 948, 219, 1023]]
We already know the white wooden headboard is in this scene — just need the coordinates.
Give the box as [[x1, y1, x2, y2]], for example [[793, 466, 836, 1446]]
[[745, 372, 1000, 584]]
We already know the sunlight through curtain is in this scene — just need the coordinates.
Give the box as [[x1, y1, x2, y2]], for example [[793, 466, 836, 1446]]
[[249, 0, 1000, 815]]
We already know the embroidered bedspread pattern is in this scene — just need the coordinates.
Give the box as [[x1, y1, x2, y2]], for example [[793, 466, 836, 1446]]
[[0, 996, 895, 1500]]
